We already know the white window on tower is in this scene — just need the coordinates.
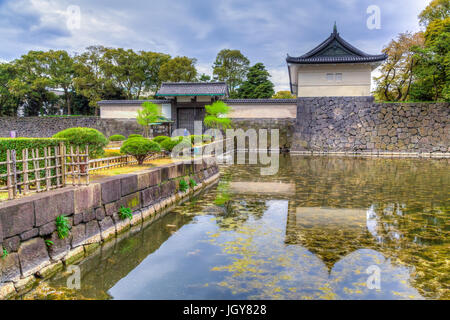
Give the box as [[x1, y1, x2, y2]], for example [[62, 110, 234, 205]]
[[326, 73, 334, 81], [335, 73, 343, 81]]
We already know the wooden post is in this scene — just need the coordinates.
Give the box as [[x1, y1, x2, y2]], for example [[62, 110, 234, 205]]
[[44, 147, 50, 191], [22, 149, 29, 195], [70, 146, 75, 186], [54, 146, 60, 187], [60, 143, 66, 187], [32, 149, 41, 192], [85, 145, 89, 185], [76, 146, 81, 185], [11, 150, 17, 198], [6, 150, 13, 200]]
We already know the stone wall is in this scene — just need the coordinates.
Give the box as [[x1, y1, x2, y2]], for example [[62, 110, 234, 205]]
[[0, 158, 219, 299], [231, 118, 295, 150], [292, 97, 449, 154], [0, 117, 170, 138]]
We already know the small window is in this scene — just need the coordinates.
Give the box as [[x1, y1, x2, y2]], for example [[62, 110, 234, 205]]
[[326, 73, 334, 81], [335, 73, 343, 81]]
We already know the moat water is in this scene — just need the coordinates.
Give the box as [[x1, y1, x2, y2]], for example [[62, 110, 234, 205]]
[[23, 154, 449, 300]]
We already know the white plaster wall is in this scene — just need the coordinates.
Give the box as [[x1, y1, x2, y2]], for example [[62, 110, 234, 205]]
[[100, 104, 172, 119], [296, 64, 372, 97], [228, 104, 297, 118]]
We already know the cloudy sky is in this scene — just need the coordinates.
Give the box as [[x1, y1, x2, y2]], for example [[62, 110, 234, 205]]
[[0, 0, 427, 91]]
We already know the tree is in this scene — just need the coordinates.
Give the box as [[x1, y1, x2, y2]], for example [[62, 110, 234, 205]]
[[120, 137, 161, 165], [136, 101, 165, 138], [8, 51, 57, 116], [0, 63, 21, 116], [373, 32, 425, 101], [236, 63, 275, 99], [204, 101, 232, 131], [272, 90, 295, 99], [213, 49, 250, 97], [74, 46, 124, 115], [411, 17, 450, 101], [45, 50, 76, 115], [159, 56, 197, 82], [139, 51, 171, 94], [419, 0, 450, 26], [198, 73, 211, 82]]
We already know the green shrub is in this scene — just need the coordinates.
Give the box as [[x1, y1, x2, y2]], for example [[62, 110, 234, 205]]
[[104, 150, 122, 157], [120, 137, 161, 164], [55, 215, 71, 240], [109, 134, 126, 141], [152, 135, 170, 144], [1, 248, 8, 259], [179, 180, 189, 192], [118, 206, 133, 220], [53, 127, 108, 158], [0, 138, 66, 181], [189, 178, 197, 188], [202, 135, 213, 142], [128, 134, 143, 139], [160, 137, 191, 152]]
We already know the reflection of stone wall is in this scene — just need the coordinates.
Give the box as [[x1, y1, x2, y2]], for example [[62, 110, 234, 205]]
[[293, 97, 449, 153], [0, 158, 219, 299], [0, 117, 169, 138]]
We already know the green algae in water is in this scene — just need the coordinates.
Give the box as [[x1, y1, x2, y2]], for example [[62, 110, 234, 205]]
[[24, 155, 449, 300]]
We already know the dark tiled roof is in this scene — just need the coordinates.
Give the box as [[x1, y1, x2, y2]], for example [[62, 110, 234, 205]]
[[98, 99, 171, 105], [222, 99, 297, 104], [286, 27, 387, 65], [155, 82, 229, 96]]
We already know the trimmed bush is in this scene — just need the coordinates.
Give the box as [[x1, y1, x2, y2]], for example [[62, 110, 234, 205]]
[[152, 136, 170, 144], [0, 138, 66, 180], [53, 127, 108, 158], [103, 150, 122, 157], [120, 137, 161, 164], [109, 134, 126, 141], [160, 137, 192, 153], [128, 134, 143, 139]]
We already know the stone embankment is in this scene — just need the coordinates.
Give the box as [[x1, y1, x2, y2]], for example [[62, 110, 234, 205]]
[[0, 157, 219, 299]]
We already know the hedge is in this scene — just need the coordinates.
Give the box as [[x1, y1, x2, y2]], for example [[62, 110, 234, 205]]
[[160, 137, 192, 152], [109, 134, 126, 141], [128, 134, 143, 139], [120, 138, 161, 164], [152, 136, 170, 144], [53, 127, 108, 158], [0, 138, 67, 182]]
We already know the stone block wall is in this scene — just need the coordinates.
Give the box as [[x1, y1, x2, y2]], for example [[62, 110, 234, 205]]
[[231, 118, 295, 150], [0, 117, 170, 138], [292, 97, 449, 154], [0, 158, 219, 299]]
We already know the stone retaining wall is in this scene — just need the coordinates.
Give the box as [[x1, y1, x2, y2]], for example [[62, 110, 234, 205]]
[[0, 157, 219, 299], [293, 97, 449, 154], [0, 117, 170, 138], [231, 118, 295, 150]]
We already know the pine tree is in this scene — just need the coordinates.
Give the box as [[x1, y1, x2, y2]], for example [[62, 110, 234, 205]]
[[236, 63, 274, 99]]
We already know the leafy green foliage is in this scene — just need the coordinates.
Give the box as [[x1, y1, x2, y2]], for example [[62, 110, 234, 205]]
[[1, 248, 8, 259], [237, 63, 275, 99], [128, 134, 143, 139], [109, 134, 126, 141], [179, 180, 189, 192], [120, 137, 161, 164], [213, 49, 250, 97], [272, 91, 296, 99], [45, 240, 54, 247], [103, 149, 122, 157], [53, 127, 108, 158], [0, 138, 66, 180], [136, 101, 165, 137], [160, 137, 191, 152], [152, 135, 170, 144], [55, 215, 71, 240], [204, 101, 232, 130], [189, 178, 197, 188], [159, 56, 198, 82], [118, 206, 133, 220]]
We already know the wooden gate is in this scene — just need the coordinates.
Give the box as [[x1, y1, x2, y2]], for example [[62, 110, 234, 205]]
[[177, 107, 205, 135]]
